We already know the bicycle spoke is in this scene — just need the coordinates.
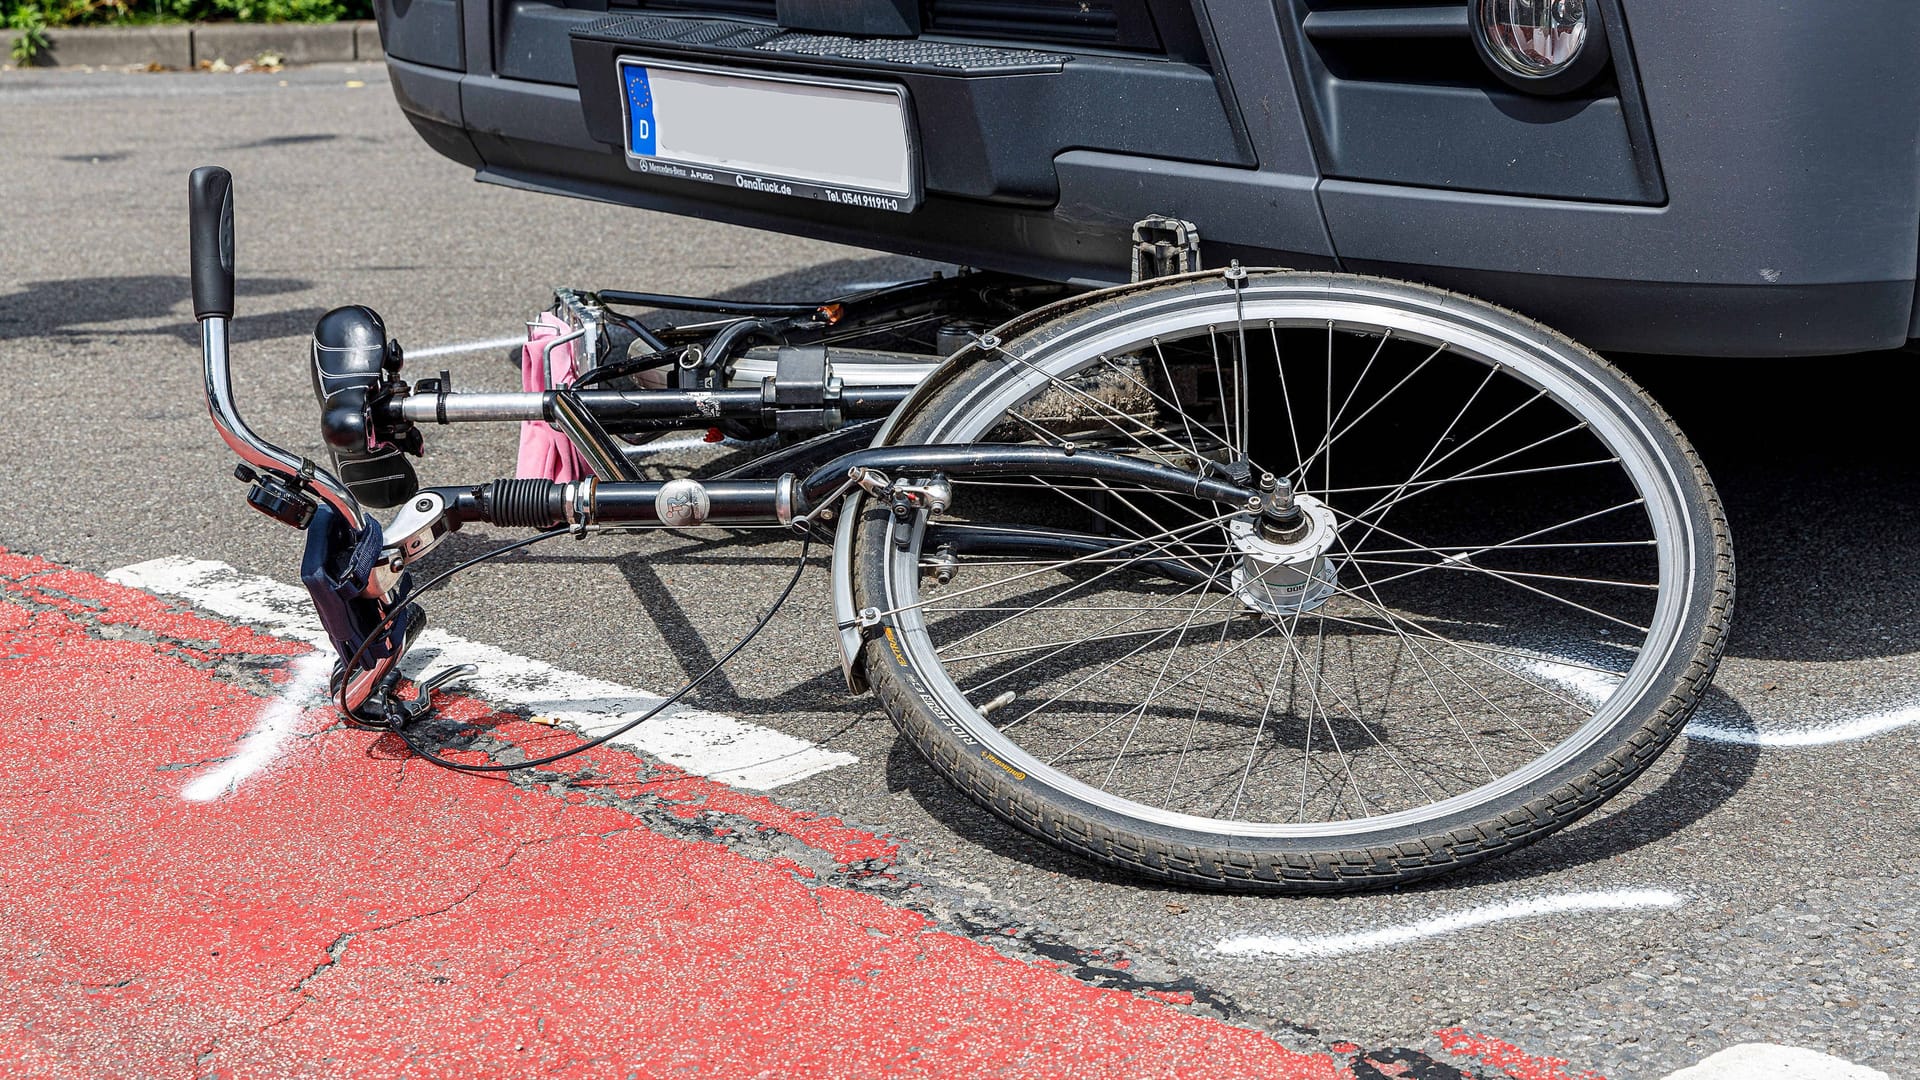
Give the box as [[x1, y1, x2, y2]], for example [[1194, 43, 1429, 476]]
[[881, 513, 1234, 620], [864, 281, 1712, 850], [1292, 342, 1445, 488], [1101, 552, 1238, 790], [1345, 556, 1660, 592]]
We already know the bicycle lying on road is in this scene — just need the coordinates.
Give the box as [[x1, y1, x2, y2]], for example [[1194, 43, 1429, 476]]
[[191, 166, 1730, 894]]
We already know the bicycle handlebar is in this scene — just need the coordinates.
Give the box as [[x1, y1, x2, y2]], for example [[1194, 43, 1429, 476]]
[[191, 166, 367, 531]]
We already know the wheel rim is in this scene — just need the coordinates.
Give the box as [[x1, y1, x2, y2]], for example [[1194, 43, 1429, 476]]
[[872, 278, 1698, 840]]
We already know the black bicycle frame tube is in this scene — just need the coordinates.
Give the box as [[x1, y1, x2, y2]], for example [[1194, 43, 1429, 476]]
[[802, 445, 1250, 505], [436, 445, 1255, 531], [597, 289, 825, 317], [924, 525, 1216, 587], [441, 479, 793, 528]]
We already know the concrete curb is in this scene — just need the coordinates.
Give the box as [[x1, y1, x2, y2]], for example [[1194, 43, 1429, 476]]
[[2, 20, 379, 69]]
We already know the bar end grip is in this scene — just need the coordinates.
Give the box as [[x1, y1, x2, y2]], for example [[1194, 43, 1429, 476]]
[[189, 166, 235, 320]]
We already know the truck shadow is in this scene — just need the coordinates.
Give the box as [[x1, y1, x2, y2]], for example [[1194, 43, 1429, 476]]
[[1624, 349, 1920, 665]]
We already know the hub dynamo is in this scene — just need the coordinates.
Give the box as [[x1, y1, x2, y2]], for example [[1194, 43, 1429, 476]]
[[1228, 492, 1340, 616]]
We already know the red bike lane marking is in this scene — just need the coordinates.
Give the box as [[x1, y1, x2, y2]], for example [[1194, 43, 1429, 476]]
[[0, 549, 1594, 1079], [1434, 1029, 1611, 1080]]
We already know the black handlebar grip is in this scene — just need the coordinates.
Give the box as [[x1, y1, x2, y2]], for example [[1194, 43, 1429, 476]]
[[188, 166, 235, 320]]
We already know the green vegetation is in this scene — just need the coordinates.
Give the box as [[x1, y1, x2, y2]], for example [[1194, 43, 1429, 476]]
[[6, 0, 374, 62]]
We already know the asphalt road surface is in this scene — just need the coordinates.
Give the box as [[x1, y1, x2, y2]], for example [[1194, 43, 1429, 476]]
[[1, 63, 1913, 1078]]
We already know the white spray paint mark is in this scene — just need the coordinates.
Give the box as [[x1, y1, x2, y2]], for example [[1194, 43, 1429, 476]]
[[1685, 707, 1920, 748], [1660, 1042, 1889, 1080], [1214, 888, 1685, 959], [1512, 655, 1626, 709], [405, 335, 526, 361], [108, 558, 857, 791], [1513, 655, 1920, 749], [180, 650, 334, 802]]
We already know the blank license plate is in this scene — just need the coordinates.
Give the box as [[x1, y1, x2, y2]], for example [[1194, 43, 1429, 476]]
[[619, 59, 918, 213]]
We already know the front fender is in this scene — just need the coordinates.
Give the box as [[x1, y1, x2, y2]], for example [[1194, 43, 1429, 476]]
[[830, 490, 870, 694]]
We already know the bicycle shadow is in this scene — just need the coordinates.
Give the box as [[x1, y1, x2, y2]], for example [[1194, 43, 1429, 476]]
[[877, 684, 1763, 891], [410, 532, 866, 721], [413, 519, 1770, 894], [379, 291, 1917, 896], [415, 439, 1768, 895], [0, 273, 317, 343]]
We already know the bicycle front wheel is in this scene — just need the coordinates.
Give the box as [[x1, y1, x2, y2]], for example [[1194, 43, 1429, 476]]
[[849, 271, 1732, 891]]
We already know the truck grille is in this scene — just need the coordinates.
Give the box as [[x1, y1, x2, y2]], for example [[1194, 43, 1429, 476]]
[[924, 0, 1120, 48], [633, 0, 775, 17], [618, 0, 1172, 53]]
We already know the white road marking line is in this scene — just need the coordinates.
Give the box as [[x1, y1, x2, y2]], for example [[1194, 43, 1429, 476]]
[[1515, 656, 1920, 748], [180, 650, 333, 802], [1659, 1043, 1890, 1080], [1214, 888, 1685, 959], [108, 558, 857, 791], [405, 335, 525, 360]]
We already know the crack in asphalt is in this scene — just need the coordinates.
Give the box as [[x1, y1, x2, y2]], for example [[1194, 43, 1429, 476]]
[[291, 932, 354, 997], [409, 712, 1328, 1044], [0, 570, 299, 690], [257, 845, 526, 1036], [5, 575, 1297, 1042], [78, 977, 137, 992], [2, 559, 1521, 1075]]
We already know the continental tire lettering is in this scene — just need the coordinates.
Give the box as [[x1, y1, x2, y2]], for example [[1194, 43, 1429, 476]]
[[981, 750, 1027, 780], [884, 629, 978, 746], [939, 715, 979, 747], [916, 690, 948, 721]]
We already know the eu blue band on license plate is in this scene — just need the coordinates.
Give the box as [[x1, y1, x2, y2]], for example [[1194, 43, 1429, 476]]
[[623, 64, 656, 157], [616, 58, 919, 213]]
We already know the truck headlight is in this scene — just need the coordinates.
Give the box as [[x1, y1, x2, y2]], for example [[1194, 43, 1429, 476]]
[[1472, 0, 1610, 93]]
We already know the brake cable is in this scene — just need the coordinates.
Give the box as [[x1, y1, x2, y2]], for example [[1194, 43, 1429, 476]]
[[337, 528, 816, 774]]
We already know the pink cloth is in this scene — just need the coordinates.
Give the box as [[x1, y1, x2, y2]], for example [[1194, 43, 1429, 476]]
[[516, 312, 594, 483]]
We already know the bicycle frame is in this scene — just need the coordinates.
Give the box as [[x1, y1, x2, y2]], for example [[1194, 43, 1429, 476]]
[[187, 165, 1741, 893], [189, 167, 1255, 727]]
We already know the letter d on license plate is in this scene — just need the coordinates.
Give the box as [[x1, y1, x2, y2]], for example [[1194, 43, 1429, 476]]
[[624, 64, 657, 156]]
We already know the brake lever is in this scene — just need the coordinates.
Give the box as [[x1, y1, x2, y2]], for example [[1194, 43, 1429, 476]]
[[365, 489, 460, 598], [380, 664, 480, 727]]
